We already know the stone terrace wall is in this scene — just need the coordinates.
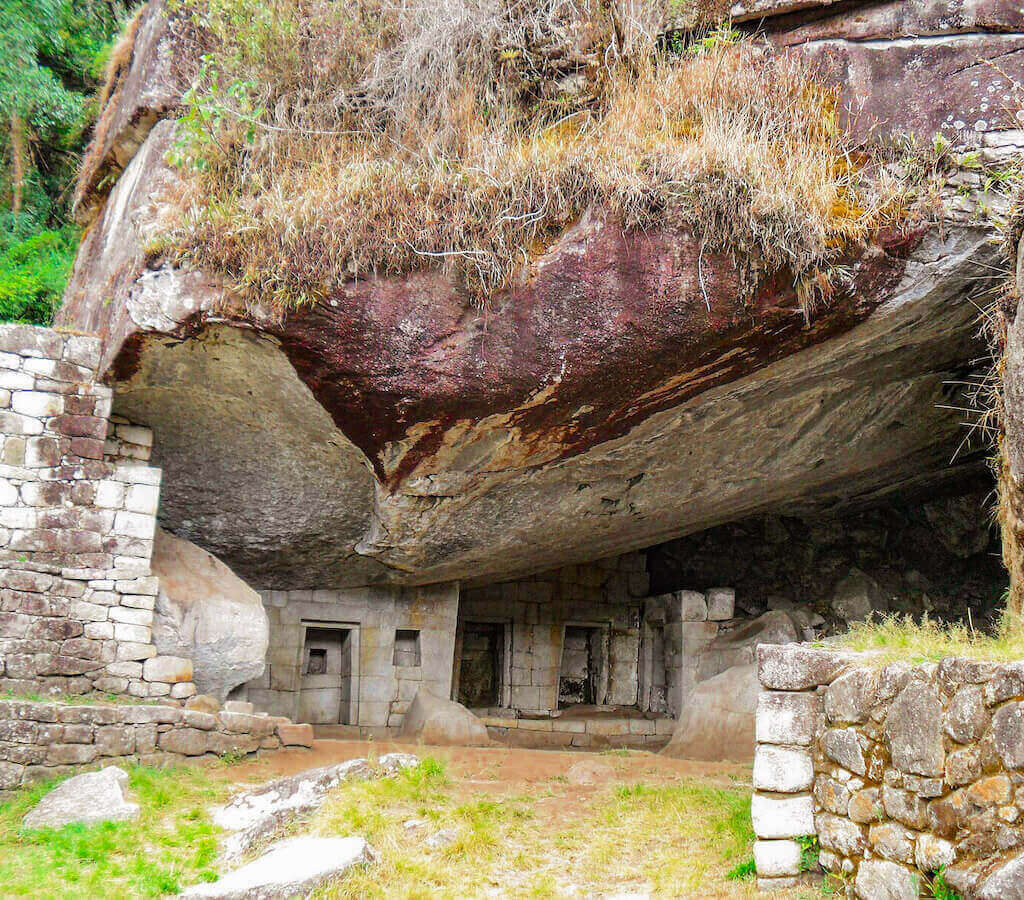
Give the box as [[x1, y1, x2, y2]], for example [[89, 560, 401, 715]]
[[0, 324, 194, 700], [0, 697, 314, 794], [753, 644, 1024, 898]]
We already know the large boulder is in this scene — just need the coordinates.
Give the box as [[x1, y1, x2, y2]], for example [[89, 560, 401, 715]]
[[56, 0, 1016, 590], [830, 569, 888, 624], [661, 664, 760, 762], [398, 689, 490, 747], [23, 767, 139, 829], [697, 610, 800, 680], [151, 528, 269, 701]]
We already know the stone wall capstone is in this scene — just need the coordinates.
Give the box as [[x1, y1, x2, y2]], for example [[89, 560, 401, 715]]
[[0, 324, 193, 700], [754, 643, 1024, 898]]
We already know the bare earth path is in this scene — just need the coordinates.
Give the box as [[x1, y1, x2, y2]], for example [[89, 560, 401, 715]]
[[219, 741, 805, 899]]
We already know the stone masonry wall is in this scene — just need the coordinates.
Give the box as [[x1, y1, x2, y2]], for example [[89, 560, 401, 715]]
[[246, 582, 459, 730], [0, 697, 314, 794], [460, 552, 650, 714], [0, 324, 194, 700], [753, 644, 1024, 898]]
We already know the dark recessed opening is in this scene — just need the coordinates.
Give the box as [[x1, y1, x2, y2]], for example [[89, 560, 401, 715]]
[[393, 629, 422, 666]]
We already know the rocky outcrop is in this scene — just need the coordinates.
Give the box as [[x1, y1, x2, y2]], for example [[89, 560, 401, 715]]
[[213, 753, 418, 857], [151, 528, 269, 701], [56, 0, 1019, 590], [179, 836, 376, 899]]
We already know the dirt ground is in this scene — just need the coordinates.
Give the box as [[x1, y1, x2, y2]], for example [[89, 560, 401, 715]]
[[231, 738, 751, 788], [214, 740, 803, 899]]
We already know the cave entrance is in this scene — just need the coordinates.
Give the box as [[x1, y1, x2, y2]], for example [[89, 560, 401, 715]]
[[455, 621, 507, 709], [298, 624, 358, 725], [558, 624, 608, 708]]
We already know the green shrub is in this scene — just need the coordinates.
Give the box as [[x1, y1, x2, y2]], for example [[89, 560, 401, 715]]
[[0, 226, 79, 324], [725, 858, 755, 881]]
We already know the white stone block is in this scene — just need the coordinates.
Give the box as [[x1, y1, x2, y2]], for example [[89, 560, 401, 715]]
[[0, 507, 34, 528], [109, 606, 154, 626], [753, 745, 814, 793], [72, 601, 109, 622], [116, 642, 157, 661], [125, 483, 160, 515], [84, 622, 115, 639], [105, 661, 144, 678], [117, 576, 159, 595], [113, 511, 155, 540], [751, 793, 814, 839], [754, 840, 802, 877], [0, 351, 21, 370], [94, 480, 126, 509], [756, 690, 819, 746], [676, 590, 707, 621], [0, 480, 18, 506], [11, 391, 62, 418], [143, 655, 193, 683], [114, 623, 153, 643], [116, 425, 153, 447], [706, 587, 735, 621], [0, 370, 34, 389]]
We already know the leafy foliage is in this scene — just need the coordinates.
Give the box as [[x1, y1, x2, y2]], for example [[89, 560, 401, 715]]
[[797, 833, 820, 872], [0, 225, 78, 323], [0, 0, 135, 323]]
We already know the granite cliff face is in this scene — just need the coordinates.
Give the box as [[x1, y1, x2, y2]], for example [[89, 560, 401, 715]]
[[57, 0, 1022, 589]]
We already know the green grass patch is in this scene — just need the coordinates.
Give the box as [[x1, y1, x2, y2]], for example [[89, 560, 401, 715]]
[[0, 765, 230, 898], [836, 611, 1024, 663]]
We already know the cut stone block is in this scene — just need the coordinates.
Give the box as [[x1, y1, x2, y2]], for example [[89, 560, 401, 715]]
[[751, 792, 814, 839]]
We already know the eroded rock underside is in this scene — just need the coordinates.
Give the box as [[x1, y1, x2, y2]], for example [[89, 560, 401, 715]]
[[57, 0, 1023, 591]]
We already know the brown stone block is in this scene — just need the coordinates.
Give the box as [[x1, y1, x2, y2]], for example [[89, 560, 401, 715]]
[[45, 743, 99, 765], [49, 414, 107, 439], [276, 723, 314, 747], [95, 725, 135, 757]]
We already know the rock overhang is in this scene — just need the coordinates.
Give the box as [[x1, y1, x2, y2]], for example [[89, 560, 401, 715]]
[[55, 0, 1020, 589]]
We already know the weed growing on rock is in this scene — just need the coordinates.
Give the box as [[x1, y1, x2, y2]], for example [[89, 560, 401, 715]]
[[142, 0, 915, 315]]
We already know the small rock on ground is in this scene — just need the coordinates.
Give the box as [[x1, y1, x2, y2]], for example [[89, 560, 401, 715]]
[[23, 766, 139, 829], [566, 759, 615, 786], [178, 836, 375, 899], [425, 828, 458, 849]]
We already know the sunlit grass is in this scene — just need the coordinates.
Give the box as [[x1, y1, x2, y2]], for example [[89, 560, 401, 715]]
[[837, 610, 1024, 663], [0, 765, 230, 898]]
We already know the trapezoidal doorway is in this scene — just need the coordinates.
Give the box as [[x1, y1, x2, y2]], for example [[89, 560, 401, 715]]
[[298, 624, 358, 725], [558, 624, 609, 708]]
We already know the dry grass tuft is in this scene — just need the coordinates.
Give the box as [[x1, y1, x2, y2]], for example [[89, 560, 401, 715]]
[[839, 610, 1024, 663], [160, 0, 916, 313]]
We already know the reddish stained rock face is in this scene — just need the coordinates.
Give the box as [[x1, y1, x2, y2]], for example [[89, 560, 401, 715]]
[[275, 216, 912, 488]]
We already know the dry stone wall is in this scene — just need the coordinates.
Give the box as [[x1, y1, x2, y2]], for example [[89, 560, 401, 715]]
[[753, 644, 1024, 898], [0, 324, 194, 700], [0, 697, 314, 794]]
